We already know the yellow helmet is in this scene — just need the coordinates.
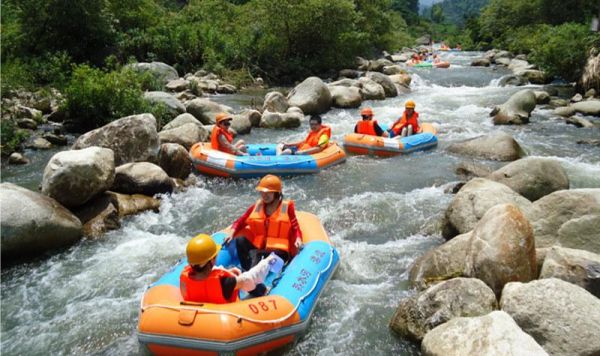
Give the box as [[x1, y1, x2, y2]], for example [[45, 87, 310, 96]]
[[405, 100, 416, 109], [186, 234, 221, 266]]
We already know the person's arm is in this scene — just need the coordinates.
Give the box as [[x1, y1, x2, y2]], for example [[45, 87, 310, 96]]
[[297, 134, 329, 155], [354, 124, 359, 133], [374, 122, 384, 136], [233, 257, 274, 292], [287, 202, 303, 250], [218, 133, 243, 155], [230, 204, 255, 235]]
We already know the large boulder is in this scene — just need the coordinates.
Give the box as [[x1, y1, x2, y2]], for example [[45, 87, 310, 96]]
[[72, 114, 159, 166], [262, 91, 289, 113], [448, 132, 526, 161], [366, 72, 398, 97], [143, 91, 186, 119], [240, 109, 262, 128], [159, 122, 209, 149], [508, 59, 536, 72], [388, 74, 412, 87], [528, 189, 600, 252], [358, 77, 386, 100], [382, 65, 406, 75], [230, 114, 252, 135], [111, 162, 173, 196], [338, 69, 361, 79], [390, 278, 497, 341], [41, 147, 115, 208], [501, 278, 600, 356], [409, 232, 472, 290], [104, 191, 160, 217], [158, 143, 192, 180], [185, 98, 234, 125], [516, 69, 547, 84], [442, 178, 533, 239], [127, 62, 178, 86], [165, 78, 190, 92], [539, 246, 600, 297], [490, 89, 537, 125], [259, 111, 302, 129], [368, 58, 393, 72], [329, 86, 362, 108], [498, 74, 528, 87], [286, 77, 332, 115], [162, 113, 202, 131], [421, 311, 548, 356], [487, 157, 569, 201], [470, 58, 491, 67], [1, 183, 82, 260], [464, 204, 537, 295], [571, 99, 600, 116], [72, 194, 120, 238]]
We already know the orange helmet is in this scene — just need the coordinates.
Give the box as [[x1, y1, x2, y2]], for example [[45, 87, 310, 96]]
[[405, 100, 416, 109], [256, 174, 282, 193], [360, 107, 373, 117], [216, 112, 233, 124]]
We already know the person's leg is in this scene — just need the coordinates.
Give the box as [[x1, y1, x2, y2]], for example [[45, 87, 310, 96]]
[[407, 124, 413, 136], [234, 140, 247, 153], [401, 127, 408, 137], [235, 237, 256, 271], [273, 249, 290, 263], [247, 249, 269, 297]]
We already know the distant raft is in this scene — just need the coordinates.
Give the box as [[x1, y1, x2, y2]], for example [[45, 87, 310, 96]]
[[189, 142, 346, 178], [408, 61, 450, 68], [343, 122, 438, 157], [137, 212, 340, 355]]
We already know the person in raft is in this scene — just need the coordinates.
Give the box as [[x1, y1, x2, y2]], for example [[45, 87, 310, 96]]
[[389, 100, 420, 137], [224, 174, 303, 274], [354, 107, 388, 137], [180, 234, 276, 303], [211, 112, 248, 156], [277, 115, 331, 155]]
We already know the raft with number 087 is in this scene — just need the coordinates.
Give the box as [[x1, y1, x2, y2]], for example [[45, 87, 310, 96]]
[[137, 211, 339, 355]]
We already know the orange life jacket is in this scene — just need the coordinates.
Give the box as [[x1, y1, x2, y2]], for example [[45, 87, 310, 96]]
[[210, 126, 234, 154], [392, 111, 420, 135], [299, 125, 331, 151], [180, 266, 237, 304], [246, 199, 292, 252], [356, 120, 378, 136]]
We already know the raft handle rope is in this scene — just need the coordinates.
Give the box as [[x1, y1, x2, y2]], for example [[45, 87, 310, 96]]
[[140, 246, 335, 325]]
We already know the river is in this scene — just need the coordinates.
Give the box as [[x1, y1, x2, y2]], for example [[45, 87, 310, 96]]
[[2, 50, 599, 355]]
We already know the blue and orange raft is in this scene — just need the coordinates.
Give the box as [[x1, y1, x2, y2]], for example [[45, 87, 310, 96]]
[[189, 142, 346, 178], [137, 212, 339, 355]]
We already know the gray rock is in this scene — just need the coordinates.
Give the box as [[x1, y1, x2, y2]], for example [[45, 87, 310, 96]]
[[554, 106, 576, 117], [127, 62, 178, 85], [262, 91, 289, 113], [366, 72, 398, 97], [158, 143, 192, 180], [104, 191, 160, 218], [584, 88, 597, 98], [410, 232, 472, 290], [382, 65, 406, 75], [165, 78, 190, 92], [533, 91, 550, 104], [498, 75, 527, 87], [442, 178, 533, 239], [8, 152, 29, 165], [529, 189, 600, 252], [471, 58, 491, 67], [448, 132, 526, 161], [185, 98, 234, 125], [421, 311, 548, 356], [501, 278, 600, 356], [390, 278, 497, 341], [259, 111, 302, 129], [144, 91, 186, 119], [287, 77, 332, 115], [216, 84, 237, 94], [42, 133, 68, 146], [41, 147, 115, 208], [539, 246, 600, 297], [162, 113, 202, 131], [231, 114, 252, 135], [367, 58, 391, 72], [455, 161, 493, 180], [330, 78, 359, 87], [72, 194, 120, 238], [26, 137, 52, 149], [495, 50, 513, 59], [358, 77, 386, 100], [565, 116, 595, 128], [17, 105, 43, 122], [388, 74, 412, 87], [576, 139, 600, 146], [355, 56, 370, 71], [241, 109, 262, 127], [72, 113, 159, 166], [16, 118, 37, 130], [571, 99, 600, 116], [112, 162, 173, 196], [571, 93, 583, 102], [487, 157, 569, 201], [515, 54, 528, 61], [465, 204, 536, 295], [516, 69, 547, 84], [494, 57, 512, 66], [491, 89, 536, 125], [1, 183, 82, 260], [329, 86, 362, 108], [549, 98, 569, 108], [158, 122, 209, 150], [338, 69, 361, 79], [508, 59, 536, 72]]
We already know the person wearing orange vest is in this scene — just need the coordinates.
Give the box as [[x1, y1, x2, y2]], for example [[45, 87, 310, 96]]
[[389, 100, 420, 137], [180, 234, 276, 303], [354, 107, 388, 137], [211, 113, 248, 156], [224, 175, 303, 272], [277, 115, 331, 155]]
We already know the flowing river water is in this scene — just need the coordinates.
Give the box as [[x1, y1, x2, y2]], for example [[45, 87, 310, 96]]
[[2, 51, 600, 355]]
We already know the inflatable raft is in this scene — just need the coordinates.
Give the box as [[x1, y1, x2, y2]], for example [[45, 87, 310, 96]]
[[138, 212, 339, 355], [343, 122, 438, 157], [189, 142, 346, 178], [408, 61, 450, 68]]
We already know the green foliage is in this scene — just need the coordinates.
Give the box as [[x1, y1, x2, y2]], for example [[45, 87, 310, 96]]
[[62, 66, 156, 131], [0, 120, 30, 156], [423, 0, 489, 27]]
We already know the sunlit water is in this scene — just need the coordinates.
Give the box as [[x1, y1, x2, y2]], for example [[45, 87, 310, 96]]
[[2, 51, 599, 355]]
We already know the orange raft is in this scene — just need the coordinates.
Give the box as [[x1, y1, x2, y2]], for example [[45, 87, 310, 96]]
[[137, 212, 340, 355], [343, 122, 438, 157], [189, 142, 346, 178]]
